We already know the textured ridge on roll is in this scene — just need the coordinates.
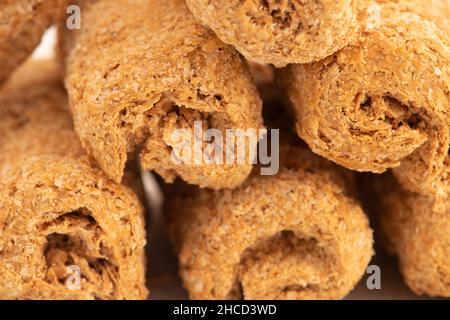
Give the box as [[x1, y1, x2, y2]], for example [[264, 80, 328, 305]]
[[64, 0, 263, 189], [281, 0, 450, 208], [168, 144, 373, 300], [374, 175, 450, 297], [0, 60, 148, 300], [185, 0, 359, 67], [0, 0, 67, 86]]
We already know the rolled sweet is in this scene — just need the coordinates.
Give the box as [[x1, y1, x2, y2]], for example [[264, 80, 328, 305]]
[[0, 60, 148, 300], [167, 144, 373, 300], [64, 0, 263, 190], [0, 0, 67, 86], [377, 176, 450, 297], [185, 0, 359, 67], [281, 0, 450, 204]]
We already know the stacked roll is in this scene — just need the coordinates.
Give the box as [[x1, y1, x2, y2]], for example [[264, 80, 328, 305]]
[[167, 143, 373, 300], [280, 0, 450, 209], [0, 61, 148, 300], [63, 0, 263, 190], [185, 0, 359, 66], [0, 0, 67, 85], [364, 174, 450, 297]]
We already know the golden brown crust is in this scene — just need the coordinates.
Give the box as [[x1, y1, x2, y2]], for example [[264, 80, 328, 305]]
[[377, 177, 450, 297], [281, 0, 450, 206], [0, 60, 148, 300], [64, 0, 263, 189], [0, 0, 67, 86], [167, 145, 373, 300], [186, 0, 359, 67]]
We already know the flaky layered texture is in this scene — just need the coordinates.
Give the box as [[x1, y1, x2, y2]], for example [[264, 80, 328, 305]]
[[186, 0, 359, 67], [64, 0, 263, 189], [168, 144, 373, 300], [0, 61, 147, 300], [0, 0, 66, 86], [281, 0, 450, 208], [376, 176, 450, 297]]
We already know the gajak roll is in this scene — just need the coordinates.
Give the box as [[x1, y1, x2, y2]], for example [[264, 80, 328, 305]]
[[185, 0, 359, 67], [64, 0, 263, 190], [0, 61, 148, 300], [375, 176, 450, 297], [281, 0, 450, 205], [0, 0, 67, 86], [167, 144, 373, 300]]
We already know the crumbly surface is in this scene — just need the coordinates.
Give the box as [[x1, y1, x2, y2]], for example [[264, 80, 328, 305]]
[[0, 60, 148, 300], [375, 176, 450, 297], [167, 144, 373, 300], [64, 0, 263, 190], [186, 0, 359, 67], [0, 0, 66, 86], [281, 0, 450, 206]]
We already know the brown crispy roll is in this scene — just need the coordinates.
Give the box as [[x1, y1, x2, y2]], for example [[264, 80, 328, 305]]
[[376, 176, 450, 297], [64, 0, 263, 190], [167, 144, 373, 300], [185, 0, 359, 67], [281, 0, 450, 206], [0, 0, 66, 86], [0, 60, 148, 300]]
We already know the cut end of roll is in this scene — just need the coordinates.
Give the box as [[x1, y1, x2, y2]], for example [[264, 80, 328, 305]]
[[63, 0, 263, 190], [237, 231, 345, 300], [186, 0, 359, 66], [167, 145, 373, 300]]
